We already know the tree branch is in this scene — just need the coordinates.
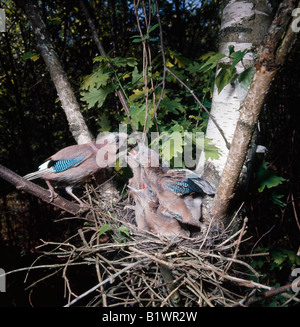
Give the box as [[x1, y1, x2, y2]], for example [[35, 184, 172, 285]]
[[212, 0, 299, 221], [0, 164, 81, 215], [79, 0, 139, 137], [16, 0, 93, 144]]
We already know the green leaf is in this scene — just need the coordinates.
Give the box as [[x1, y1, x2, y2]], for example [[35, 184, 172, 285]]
[[97, 113, 111, 132], [81, 70, 111, 91], [257, 161, 287, 192], [118, 225, 130, 237], [228, 45, 235, 55], [203, 138, 220, 160], [81, 84, 115, 109], [185, 61, 202, 74], [98, 224, 112, 236], [148, 23, 159, 34], [160, 97, 185, 115], [230, 49, 248, 70], [22, 52, 39, 61], [215, 65, 237, 93], [272, 251, 286, 267], [199, 52, 226, 73], [112, 57, 138, 68], [161, 132, 183, 162], [271, 192, 287, 207], [129, 104, 151, 130], [238, 66, 254, 90], [93, 55, 111, 63]]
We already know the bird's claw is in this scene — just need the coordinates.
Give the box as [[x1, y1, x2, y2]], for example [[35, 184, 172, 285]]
[[48, 190, 58, 202]]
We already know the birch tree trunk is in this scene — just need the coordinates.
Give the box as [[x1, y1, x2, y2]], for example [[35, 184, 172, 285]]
[[18, 0, 93, 145], [212, 0, 299, 221], [198, 0, 274, 180]]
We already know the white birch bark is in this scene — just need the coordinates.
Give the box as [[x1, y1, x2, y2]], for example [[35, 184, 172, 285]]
[[198, 0, 274, 179]]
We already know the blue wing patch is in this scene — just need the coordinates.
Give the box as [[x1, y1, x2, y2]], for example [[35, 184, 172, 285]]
[[168, 181, 190, 194], [53, 156, 86, 172]]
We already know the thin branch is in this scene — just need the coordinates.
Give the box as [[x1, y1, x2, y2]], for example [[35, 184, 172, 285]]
[[165, 67, 231, 149], [64, 258, 149, 307], [79, 0, 139, 137], [237, 281, 300, 306], [152, 0, 166, 121]]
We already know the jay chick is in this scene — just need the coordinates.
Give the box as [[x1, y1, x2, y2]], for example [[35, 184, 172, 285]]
[[133, 143, 216, 227], [128, 186, 189, 238], [24, 133, 128, 206]]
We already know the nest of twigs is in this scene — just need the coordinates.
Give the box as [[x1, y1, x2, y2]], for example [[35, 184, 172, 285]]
[[30, 182, 272, 307]]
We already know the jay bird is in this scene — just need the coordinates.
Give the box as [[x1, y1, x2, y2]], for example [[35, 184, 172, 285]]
[[24, 133, 128, 206], [131, 143, 216, 227], [128, 186, 189, 238]]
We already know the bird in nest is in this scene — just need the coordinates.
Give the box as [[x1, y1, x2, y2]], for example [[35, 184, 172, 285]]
[[128, 142, 216, 228]]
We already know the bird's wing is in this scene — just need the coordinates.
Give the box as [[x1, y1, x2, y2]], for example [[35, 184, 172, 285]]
[[43, 143, 96, 173], [188, 178, 216, 195]]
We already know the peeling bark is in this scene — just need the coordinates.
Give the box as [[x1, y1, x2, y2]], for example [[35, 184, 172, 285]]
[[17, 0, 93, 144], [200, 0, 274, 178], [212, 0, 300, 221]]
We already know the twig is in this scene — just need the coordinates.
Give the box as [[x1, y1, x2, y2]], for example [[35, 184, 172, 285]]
[[224, 217, 248, 274], [237, 281, 300, 306], [64, 258, 149, 307], [291, 193, 300, 232], [165, 67, 230, 150]]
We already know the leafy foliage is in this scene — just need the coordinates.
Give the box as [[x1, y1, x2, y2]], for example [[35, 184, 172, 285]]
[[80, 47, 221, 165], [199, 45, 254, 94], [98, 223, 130, 243], [257, 161, 287, 192]]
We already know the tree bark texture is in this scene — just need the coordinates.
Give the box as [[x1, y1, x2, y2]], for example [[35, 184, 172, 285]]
[[18, 0, 93, 144], [0, 164, 81, 215], [199, 0, 274, 178], [212, 0, 300, 221]]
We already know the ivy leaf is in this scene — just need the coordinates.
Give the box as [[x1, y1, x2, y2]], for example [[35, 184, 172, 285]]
[[238, 66, 254, 90]]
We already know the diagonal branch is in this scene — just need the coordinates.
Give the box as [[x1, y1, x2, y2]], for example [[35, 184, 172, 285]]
[[0, 164, 81, 215], [79, 0, 139, 137]]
